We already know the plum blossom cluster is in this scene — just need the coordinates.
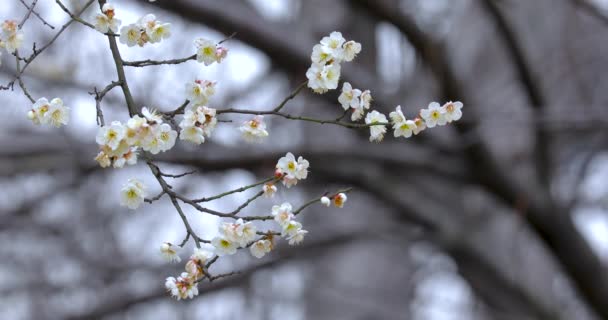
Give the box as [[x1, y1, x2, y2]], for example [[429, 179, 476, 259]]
[[388, 101, 464, 138], [212, 218, 257, 255], [119, 13, 171, 47], [339, 82, 372, 121], [179, 106, 218, 144], [0, 19, 24, 57], [195, 38, 228, 66], [120, 178, 146, 210], [306, 32, 361, 93], [186, 79, 217, 106], [93, 3, 121, 34], [272, 202, 308, 246], [26, 97, 69, 128], [164, 247, 213, 300], [275, 152, 309, 188], [95, 107, 177, 168]]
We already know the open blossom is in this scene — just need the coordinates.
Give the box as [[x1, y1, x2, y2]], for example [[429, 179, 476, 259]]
[[272, 202, 294, 227], [118, 14, 171, 47], [239, 115, 269, 143], [263, 183, 277, 198], [186, 80, 216, 106], [338, 82, 361, 110], [1, 20, 24, 53], [165, 272, 199, 300], [420, 102, 446, 128], [120, 178, 146, 210], [211, 236, 238, 256], [352, 89, 372, 121], [27, 97, 69, 128], [390, 106, 417, 138], [333, 193, 347, 208], [179, 125, 205, 144], [320, 31, 346, 60], [442, 101, 463, 123], [250, 239, 272, 258], [179, 106, 217, 144], [119, 23, 141, 47], [320, 196, 331, 207], [96, 121, 126, 150], [220, 218, 257, 247], [342, 40, 361, 62], [94, 4, 121, 33], [195, 38, 228, 66], [365, 110, 387, 142], [287, 229, 308, 245], [147, 123, 177, 154], [306, 62, 341, 94], [160, 242, 181, 263], [276, 153, 309, 187], [413, 117, 426, 135], [281, 220, 308, 245], [311, 44, 333, 65]]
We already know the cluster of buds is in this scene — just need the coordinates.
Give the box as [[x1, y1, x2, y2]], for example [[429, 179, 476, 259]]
[[306, 31, 361, 93], [119, 13, 171, 47], [26, 97, 69, 128], [274, 152, 309, 188], [93, 3, 121, 34], [95, 107, 177, 168], [195, 38, 228, 66]]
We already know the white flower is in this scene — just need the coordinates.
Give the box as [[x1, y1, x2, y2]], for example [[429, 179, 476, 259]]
[[320, 31, 345, 61], [442, 101, 463, 123], [352, 90, 372, 121], [338, 82, 361, 110], [198, 106, 218, 136], [281, 220, 303, 238], [142, 107, 163, 123], [342, 40, 361, 62], [112, 147, 138, 168], [96, 121, 126, 150], [149, 22, 171, 43], [215, 46, 229, 63], [1, 20, 24, 53], [272, 202, 294, 227], [160, 242, 181, 263], [420, 102, 446, 128], [195, 38, 218, 66], [333, 193, 347, 208], [365, 110, 387, 142], [240, 115, 269, 143], [220, 218, 257, 247], [287, 229, 308, 245], [390, 106, 416, 138], [186, 80, 216, 106], [120, 178, 146, 210], [211, 236, 238, 256], [156, 123, 177, 152], [320, 196, 330, 207], [311, 44, 333, 65], [185, 248, 213, 278], [44, 98, 70, 128], [119, 23, 141, 47], [306, 63, 341, 94], [94, 13, 120, 33], [179, 125, 205, 144], [94, 151, 111, 168], [413, 117, 426, 135], [250, 239, 272, 258], [165, 272, 199, 300], [263, 183, 277, 198], [139, 14, 157, 35], [276, 153, 309, 187]]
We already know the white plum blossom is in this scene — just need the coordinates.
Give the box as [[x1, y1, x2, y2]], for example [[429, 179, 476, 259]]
[[211, 236, 238, 256], [365, 110, 388, 142], [287, 229, 308, 245], [179, 125, 205, 144], [281, 220, 303, 238], [311, 44, 333, 65], [185, 248, 213, 278], [276, 153, 309, 187], [272, 202, 294, 227], [239, 115, 269, 143], [165, 272, 199, 300], [352, 89, 372, 121], [195, 38, 228, 66], [420, 102, 447, 128], [149, 22, 171, 43], [119, 23, 141, 47], [220, 218, 257, 247], [333, 193, 347, 208], [338, 82, 361, 110], [263, 183, 277, 198], [179, 106, 217, 144], [250, 239, 272, 258], [342, 40, 362, 62], [142, 107, 163, 123], [27, 97, 69, 127], [390, 106, 417, 138], [320, 31, 346, 60], [320, 196, 331, 207], [306, 62, 341, 94], [186, 79, 216, 106], [120, 178, 146, 210], [442, 101, 463, 123], [1, 20, 24, 53], [413, 117, 426, 135], [94, 4, 121, 33], [160, 242, 181, 263], [96, 121, 126, 150]]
